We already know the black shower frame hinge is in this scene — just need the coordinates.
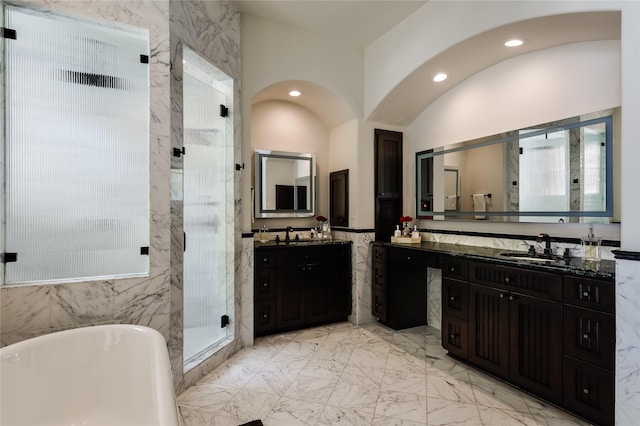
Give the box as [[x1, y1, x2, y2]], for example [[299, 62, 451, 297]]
[[235, 163, 244, 171], [2, 253, 17, 263], [173, 147, 186, 157], [140, 246, 149, 255], [140, 54, 149, 64], [221, 314, 230, 328], [220, 105, 229, 117], [2, 27, 16, 39]]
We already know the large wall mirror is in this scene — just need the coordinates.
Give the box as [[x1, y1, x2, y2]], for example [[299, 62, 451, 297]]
[[416, 109, 617, 223], [255, 149, 316, 218]]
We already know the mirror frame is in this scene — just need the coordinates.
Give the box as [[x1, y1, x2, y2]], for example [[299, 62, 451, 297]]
[[254, 149, 316, 218], [416, 114, 614, 220]]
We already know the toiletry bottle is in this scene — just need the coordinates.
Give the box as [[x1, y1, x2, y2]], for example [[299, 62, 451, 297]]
[[394, 225, 401, 238], [582, 226, 601, 261], [411, 225, 419, 239]]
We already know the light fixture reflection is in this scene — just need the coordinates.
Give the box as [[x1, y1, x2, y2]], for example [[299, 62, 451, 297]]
[[289, 90, 301, 97], [433, 73, 447, 83]]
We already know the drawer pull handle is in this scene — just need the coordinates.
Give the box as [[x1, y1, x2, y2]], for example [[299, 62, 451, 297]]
[[583, 388, 589, 395], [583, 291, 590, 297], [583, 333, 590, 340]]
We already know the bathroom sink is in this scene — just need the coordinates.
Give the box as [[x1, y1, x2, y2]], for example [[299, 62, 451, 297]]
[[499, 252, 557, 262]]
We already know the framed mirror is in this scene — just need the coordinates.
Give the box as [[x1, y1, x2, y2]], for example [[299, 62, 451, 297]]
[[254, 149, 316, 218], [417, 110, 615, 223]]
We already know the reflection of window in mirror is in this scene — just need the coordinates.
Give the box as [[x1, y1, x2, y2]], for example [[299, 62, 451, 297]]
[[330, 170, 349, 227], [444, 168, 459, 211]]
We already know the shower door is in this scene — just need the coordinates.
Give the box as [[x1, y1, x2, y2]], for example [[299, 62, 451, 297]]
[[182, 48, 233, 364]]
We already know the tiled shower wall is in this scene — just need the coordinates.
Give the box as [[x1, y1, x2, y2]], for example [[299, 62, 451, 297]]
[[0, 0, 243, 394]]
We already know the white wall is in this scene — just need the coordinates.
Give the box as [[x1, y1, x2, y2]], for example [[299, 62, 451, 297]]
[[251, 101, 329, 228], [329, 119, 358, 227]]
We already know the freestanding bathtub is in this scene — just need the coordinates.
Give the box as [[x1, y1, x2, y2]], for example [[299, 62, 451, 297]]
[[0, 324, 180, 426]]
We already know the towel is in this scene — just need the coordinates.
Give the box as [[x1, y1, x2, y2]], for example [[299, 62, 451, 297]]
[[446, 195, 457, 210], [473, 193, 486, 220]]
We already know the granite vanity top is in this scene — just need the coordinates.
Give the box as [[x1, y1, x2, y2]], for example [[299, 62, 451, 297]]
[[377, 241, 615, 280], [255, 239, 352, 248]]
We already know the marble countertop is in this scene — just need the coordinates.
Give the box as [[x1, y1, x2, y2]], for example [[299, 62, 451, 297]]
[[377, 241, 615, 280]]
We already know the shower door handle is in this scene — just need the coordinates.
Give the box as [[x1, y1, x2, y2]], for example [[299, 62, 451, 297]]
[[184, 232, 186, 252]]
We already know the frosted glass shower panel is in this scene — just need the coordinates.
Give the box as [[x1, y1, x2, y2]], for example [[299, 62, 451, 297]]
[[182, 47, 234, 363], [4, 5, 150, 284]]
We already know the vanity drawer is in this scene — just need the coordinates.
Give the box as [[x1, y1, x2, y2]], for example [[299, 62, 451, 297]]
[[563, 356, 614, 426], [563, 305, 615, 369], [441, 256, 468, 281], [254, 267, 277, 300], [372, 260, 386, 289], [388, 246, 430, 265], [442, 278, 468, 320], [442, 316, 468, 359], [254, 301, 276, 336], [469, 262, 562, 301], [255, 250, 276, 266], [563, 276, 614, 314], [372, 288, 387, 321], [373, 244, 387, 263]]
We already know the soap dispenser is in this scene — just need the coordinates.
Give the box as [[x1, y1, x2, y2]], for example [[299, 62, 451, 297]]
[[581, 226, 601, 261], [394, 225, 401, 238]]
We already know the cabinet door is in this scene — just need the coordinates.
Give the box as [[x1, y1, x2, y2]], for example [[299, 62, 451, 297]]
[[276, 265, 306, 330], [305, 262, 334, 325], [509, 293, 563, 404], [254, 267, 276, 300], [332, 246, 352, 321], [468, 284, 510, 379], [374, 129, 402, 241]]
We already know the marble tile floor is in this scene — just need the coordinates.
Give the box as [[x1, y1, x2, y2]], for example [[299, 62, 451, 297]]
[[177, 322, 591, 426]]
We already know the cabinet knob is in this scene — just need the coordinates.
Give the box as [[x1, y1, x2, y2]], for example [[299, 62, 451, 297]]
[[508, 295, 514, 301], [499, 293, 505, 299], [263, 258, 268, 262], [450, 296, 455, 301], [583, 333, 590, 340], [583, 388, 590, 395], [505, 276, 510, 283], [450, 267, 455, 272], [263, 282, 268, 287], [582, 291, 590, 297], [263, 314, 268, 319], [407, 256, 411, 261], [450, 333, 457, 339]]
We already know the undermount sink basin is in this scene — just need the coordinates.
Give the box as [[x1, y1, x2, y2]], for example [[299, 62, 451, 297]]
[[499, 252, 557, 262]]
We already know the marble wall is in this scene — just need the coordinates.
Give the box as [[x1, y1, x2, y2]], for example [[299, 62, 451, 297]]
[[615, 258, 640, 424], [0, 0, 243, 395]]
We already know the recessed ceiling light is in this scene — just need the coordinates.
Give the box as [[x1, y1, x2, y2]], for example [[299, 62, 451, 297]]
[[504, 39, 524, 47], [289, 90, 301, 97], [433, 73, 447, 83]]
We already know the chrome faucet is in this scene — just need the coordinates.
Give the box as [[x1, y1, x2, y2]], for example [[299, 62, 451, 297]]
[[537, 233, 552, 256]]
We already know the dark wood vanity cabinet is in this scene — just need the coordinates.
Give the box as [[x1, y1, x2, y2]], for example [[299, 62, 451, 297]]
[[254, 242, 352, 337], [441, 256, 469, 359], [467, 262, 564, 404], [371, 243, 432, 330], [562, 276, 615, 426]]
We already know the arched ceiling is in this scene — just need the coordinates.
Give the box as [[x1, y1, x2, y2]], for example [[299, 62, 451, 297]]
[[251, 80, 358, 129], [368, 11, 621, 126]]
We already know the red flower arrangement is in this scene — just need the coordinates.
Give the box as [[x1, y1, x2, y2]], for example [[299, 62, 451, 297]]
[[315, 215, 327, 222], [399, 215, 413, 223]]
